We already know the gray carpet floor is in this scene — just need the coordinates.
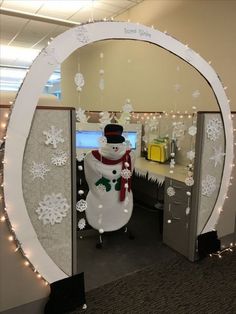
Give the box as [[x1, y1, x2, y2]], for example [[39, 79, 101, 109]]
[[70, 248, 236, 314]]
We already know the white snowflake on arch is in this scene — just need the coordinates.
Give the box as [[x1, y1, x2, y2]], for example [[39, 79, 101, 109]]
[[36, 193, 69, 225], [209, 146, 225, 167], [43, 126, 64, 149], [202, 175, 217, 197], [51, 150, 68, 166], [206, 118, 223, 141], [30, 161, 50, 180]]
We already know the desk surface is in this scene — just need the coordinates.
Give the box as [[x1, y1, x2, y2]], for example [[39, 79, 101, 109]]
[[134, 157, 187, 183]]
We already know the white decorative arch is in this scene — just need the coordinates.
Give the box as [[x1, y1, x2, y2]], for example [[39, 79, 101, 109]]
[[4, 22, 234, 283]]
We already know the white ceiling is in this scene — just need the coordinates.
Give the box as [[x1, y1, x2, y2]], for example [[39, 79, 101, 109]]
[[0, 0, 143, 50]]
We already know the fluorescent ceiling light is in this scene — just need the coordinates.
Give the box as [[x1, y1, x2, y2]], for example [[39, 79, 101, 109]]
[[0, 45, 40, 66]]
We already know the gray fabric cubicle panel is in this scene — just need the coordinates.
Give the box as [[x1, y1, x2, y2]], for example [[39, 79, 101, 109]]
[[22, 108, 73, 276]]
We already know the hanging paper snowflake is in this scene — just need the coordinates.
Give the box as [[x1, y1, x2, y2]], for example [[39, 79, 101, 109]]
[[202, 175, 217, 197], [76, 152, 86, 162], [206, 118, 223, 141], [192, 90, 200, 98], [76, 199, 87, 212], [185, 176, 194, 186], [167, 186, 175, 197], [30, 161, 50, 180], [98, 136, 107, 147], [188, 125, 197, 136], [121, 168, 132, 179], [51, 150, 68, 166], [187, 150, 195, 161], [99, 111, 113, 125], [36, 193, 69, 225], [76, 108, 90, 123], [43, 126, 64, 149], [96, 184, 106, 195], [147, 118, 159, 131], [170, 158, 175, 169], [172, 122, 185, 138], [122, 99, 133, 113], [99, 69, 104, 75], [78, 218, 86, 230], [209, 146, 225, 167], [74, 73, 85, 92]]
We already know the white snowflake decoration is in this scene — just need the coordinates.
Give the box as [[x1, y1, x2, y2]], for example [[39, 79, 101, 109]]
[[206, 118, 223, 141], [170, 158, 175, 169], [76, 200, 87, 212], [167, 186, 176, 197], [209, 146, 225, 167], [121, 168, 132, 179], [78, 218, 86, 230], [192, 90, 200, 98], [36, 193, 69, 225], [96, 184, 106, 195], [147, 118, 159, 131], [188, 125, 197, 136], [74, 26, 89, 44], [74, 72, 85, 92], [172, 122, 185, 139], [51, 150, 68, 166], [202, 175, 217, 197], [76, 152, 86, 162], [185, 176, 194, 186], [187, 150, 195, 161], [43, 126, 64, 149], [76, 108, 90, 123], [99, 111, 113, 125], [30, 161, 50, 180], [122, 99, 133, 113]]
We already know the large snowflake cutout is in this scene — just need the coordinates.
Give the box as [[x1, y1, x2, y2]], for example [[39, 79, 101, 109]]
[[74, 26, 90, 44], [76, 199, 87, 212], [30, 161, 50, 180], [76, 108, 90, 123], [43, 126, 64, 148], [51, 150, 68, 166], [188, 125, 197, 136], [206, 118, 223, 141], [74, 73, 85, 92], [202, 175, 217, 197], [209, 146, 225, 167], [36, 193, 69, 225]]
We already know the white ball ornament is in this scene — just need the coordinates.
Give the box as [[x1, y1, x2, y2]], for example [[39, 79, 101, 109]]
[[78, 190, 84, 195], [186, 191, 191, 196], [78, 165, 83, 171], [124, 162, 130, 167], [124, 183, 129, 189], [99, 228, 104, 234], [124, 209, 128, 213], [98, 204, 103, 209]]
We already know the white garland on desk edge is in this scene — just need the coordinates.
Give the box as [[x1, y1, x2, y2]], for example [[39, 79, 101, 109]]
[[134, 168, 147, 178], [148, 172, 165, 185]]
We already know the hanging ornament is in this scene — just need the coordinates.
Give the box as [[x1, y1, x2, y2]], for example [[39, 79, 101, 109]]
[[76, 152, 86, 162], [74, 72, 85, 92], [188, 125, 197, 136], [172, 122, 185, 139], [167, 186, 176, 197], [120, 168, 132, 179], [206, 118, 223, 141], [36, 193, 69, 225], [76, 108, 90, 123], [122, 99, 133, 113], [170, 158, 175, 169], [185, 207, 191, 215], [99, 111, 114, 125], [43, 125, 64, 149], [202, 175, 217, 197], [76, 199, 87, 212], [187, 150, 195, 161], [30, 161, 50, 180], [185, 176, 194, 186], [99, 77, 105, 91], [51, 150, 68, 166], [78, 218, 86, 230], [209, 146, 225, 167]]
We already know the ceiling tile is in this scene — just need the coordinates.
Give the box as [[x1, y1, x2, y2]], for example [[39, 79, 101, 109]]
[[1, 0, 44, 13]]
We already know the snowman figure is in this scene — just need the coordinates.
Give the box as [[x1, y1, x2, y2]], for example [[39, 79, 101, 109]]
[[84, 124, 135, 235]]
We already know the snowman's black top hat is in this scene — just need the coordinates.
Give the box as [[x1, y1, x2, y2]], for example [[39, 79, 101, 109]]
[[104, 124, 125, 143]]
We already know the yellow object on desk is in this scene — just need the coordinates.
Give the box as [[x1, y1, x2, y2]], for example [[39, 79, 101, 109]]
[[147, 142, 169, 163]]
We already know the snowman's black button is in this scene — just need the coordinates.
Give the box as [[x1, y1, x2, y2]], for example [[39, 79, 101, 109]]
[[112, 179, 116, 183], [112, 170, 117, 174]]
